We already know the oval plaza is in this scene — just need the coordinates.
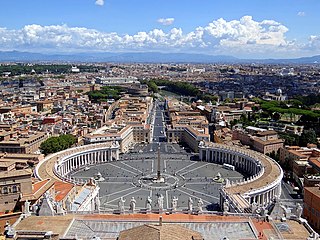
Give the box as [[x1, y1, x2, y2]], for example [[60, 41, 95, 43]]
[[37, 139, 283, 214]]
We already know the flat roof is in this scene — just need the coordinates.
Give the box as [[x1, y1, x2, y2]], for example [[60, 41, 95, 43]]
[[0, 168, 32, 178], [304, 186, 320, 197], [13, 214, 311, 240]]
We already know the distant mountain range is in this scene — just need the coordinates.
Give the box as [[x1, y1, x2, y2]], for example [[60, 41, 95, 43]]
[[0, 50, 320, 64]]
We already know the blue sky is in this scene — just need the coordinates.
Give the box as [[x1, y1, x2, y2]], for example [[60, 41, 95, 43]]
[[0, 0, 319, 58]]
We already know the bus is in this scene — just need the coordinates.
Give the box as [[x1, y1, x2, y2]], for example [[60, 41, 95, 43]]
[[223, 163, 235, 171]]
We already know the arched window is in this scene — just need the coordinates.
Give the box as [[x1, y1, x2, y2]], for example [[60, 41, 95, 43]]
[[12, 185, 17, 193], [3, 187, 8, 194]]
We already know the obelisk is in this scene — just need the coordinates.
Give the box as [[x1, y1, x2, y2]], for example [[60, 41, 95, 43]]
[[157, 146, 161, 180]]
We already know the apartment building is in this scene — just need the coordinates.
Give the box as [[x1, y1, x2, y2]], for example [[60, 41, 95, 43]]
[[304, 187, 320, 232], [83, 96, 152, 153], [0, 132, 47, 154], [0, 169, 33, 212], [279, 146, 320, 177], [166, 98, 210, 152], [232, 126, 284, 155]]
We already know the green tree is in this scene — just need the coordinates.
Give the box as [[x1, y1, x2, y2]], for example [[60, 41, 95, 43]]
[[40, 134, 76, 155], [147, 81, 159, 93], [279, 132, 300, 146], [299, 129, 318, 147], [86, 86, 123, 103]]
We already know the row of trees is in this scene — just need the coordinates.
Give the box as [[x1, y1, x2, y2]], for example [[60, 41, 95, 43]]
[[294, 94, 320, 107], [279, 129, 319, 148], [153, 79, 200, 96], [86, 86, 124, 103], [260, 100, 320, 119], [143, 79, 219, 103], [40, 134, 77, 155]]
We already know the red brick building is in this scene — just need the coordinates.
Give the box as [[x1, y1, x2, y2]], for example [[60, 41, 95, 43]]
[[303, 187, 320, 232]]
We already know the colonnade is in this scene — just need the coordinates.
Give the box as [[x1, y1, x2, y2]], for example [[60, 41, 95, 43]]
[[57, 148, 119, 176], [248, 185, 281, 206], [200, 147, 262, 176], [199, 142, 283, 213]]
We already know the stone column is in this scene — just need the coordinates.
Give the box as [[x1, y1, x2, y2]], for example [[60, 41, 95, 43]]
[[199, 149, 203, 160], [116, 149, 119, 160], [108, 150, 112, 161], [277, 185, 281, 197], [235, 155, 238, 168], [101, 151, 104, 162], [67, 160, 70, 174]]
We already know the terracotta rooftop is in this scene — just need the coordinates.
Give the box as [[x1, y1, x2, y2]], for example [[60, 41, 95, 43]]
[[54, 181, 74, 202], [21, 179, 55, 201], [256, 130, 277, 136], [308, 158, 320, 170]]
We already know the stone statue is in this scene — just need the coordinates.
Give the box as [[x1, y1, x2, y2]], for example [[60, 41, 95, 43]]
[[216, 172, 221, 180], [146, 196, 152, 211], [56, 202, 65, 215], [24, 200, 31, 215], [118, 197, 126, 213], [251, 201, 258, 214], [256, 207, 262, 215], [172, 196, 178, 211], [95, 197, 101, 212], [296, 203, 303, 218], [31, 203, 39, 214], [225, 178, 230, 187], [158, 194, 164, 211], [66, 195, 72, 212], [197, 198, 204, 212], [129, 197, 136, 213], [260, 206, 267, 217], [4, 221, 15, 238], [223, 199, 230, 213], [188, 197, 193, 212]]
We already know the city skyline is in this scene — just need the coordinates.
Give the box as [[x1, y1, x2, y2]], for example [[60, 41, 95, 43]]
[[0, 0, 320, 58]]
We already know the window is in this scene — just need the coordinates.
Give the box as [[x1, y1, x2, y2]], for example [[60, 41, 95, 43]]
[[12, 185, 17, 193], [2, 187, 8, 194]]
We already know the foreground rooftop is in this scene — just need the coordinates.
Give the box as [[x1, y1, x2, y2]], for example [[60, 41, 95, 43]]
[[14, 213, 311, 240]]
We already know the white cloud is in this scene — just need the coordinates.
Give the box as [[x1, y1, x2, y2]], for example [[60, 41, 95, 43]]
[[304, 35, 320, 50], [157, 18, 175, 26], [95, 0, 104, 6], [297, 11, 306, 17], [0, 16, 317, 57]]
